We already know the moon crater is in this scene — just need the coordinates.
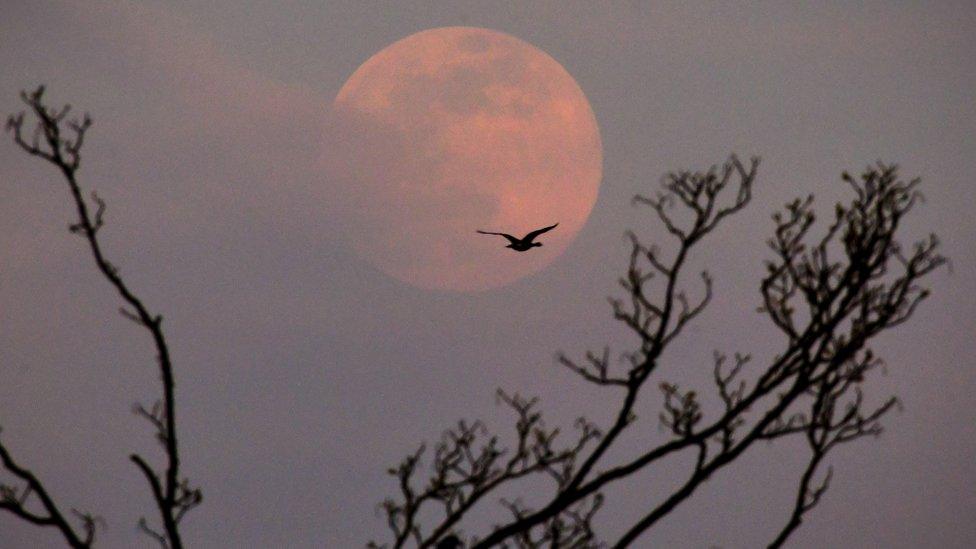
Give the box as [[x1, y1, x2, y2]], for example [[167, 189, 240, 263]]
[[323, 27, 602, 291]]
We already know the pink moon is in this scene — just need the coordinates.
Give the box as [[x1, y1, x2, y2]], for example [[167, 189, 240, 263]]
[[325, 27, 602, 291]]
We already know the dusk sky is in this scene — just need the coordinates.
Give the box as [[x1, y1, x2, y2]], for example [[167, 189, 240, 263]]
[[2, 2, 975, 547]]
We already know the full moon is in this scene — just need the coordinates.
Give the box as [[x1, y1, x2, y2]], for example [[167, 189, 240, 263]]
[[324, 27, 602, 291]]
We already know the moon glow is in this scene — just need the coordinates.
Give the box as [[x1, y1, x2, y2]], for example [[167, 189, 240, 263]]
[[327, 27, 602, 291]]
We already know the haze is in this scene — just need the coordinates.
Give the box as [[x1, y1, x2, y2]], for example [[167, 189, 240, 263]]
[[1, 2, 974, 547]]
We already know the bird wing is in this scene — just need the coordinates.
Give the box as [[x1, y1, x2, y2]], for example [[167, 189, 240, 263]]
[[477, 230, 520, 245], [523, 223, 559, 242]]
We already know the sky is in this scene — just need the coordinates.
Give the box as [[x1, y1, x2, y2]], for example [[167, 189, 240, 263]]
[[1, 1, 975, 547]]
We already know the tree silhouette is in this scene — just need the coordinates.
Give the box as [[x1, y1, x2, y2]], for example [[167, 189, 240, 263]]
[[372, 155, 945, 547], [1, 87, 200, 548], [1, 88, 947, 548]]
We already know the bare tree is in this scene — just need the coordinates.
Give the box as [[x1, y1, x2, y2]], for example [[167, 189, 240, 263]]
[[373, 155, 945, 547], [1, 87, 201, 548], [0, 87, 946, 548]]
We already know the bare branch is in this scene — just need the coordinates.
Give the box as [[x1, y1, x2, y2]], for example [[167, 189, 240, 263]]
[[0, 434, 95, 548], [3, 86, 200, 548], [373, 156, 943, 549]]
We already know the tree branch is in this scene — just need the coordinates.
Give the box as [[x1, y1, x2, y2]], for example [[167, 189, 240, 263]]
[[4, 85, 201, 548], [0, 438, 95, 548], [373, 156, 943, 548]]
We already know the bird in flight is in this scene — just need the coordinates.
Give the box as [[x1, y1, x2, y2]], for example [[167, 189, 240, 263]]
[[476, 223, 558, 252]]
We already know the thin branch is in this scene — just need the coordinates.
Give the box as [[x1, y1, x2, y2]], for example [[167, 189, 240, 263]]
[[373, 156, 943, 549], [0, 436, 93, 548], [4, 85, 200, 548]]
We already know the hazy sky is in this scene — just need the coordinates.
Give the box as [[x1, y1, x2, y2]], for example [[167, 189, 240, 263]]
[[1, 2, 975, 547]]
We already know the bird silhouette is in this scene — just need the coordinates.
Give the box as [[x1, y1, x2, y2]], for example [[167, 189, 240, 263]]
[[477, 223, 558, 251]]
